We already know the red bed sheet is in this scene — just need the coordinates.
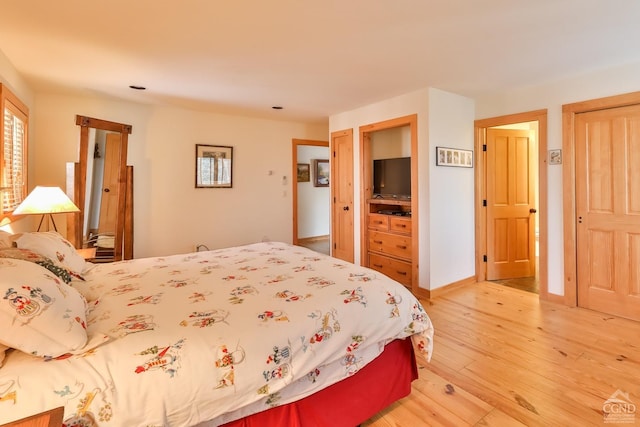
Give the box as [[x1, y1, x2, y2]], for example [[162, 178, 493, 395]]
[[222, 338, 418, 427]]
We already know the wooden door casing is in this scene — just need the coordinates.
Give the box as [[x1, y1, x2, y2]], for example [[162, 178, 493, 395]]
[[291, 139, 329, 246]]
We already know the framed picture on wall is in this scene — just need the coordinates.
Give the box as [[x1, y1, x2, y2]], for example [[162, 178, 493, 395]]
[[297, 163, 310, 182], [548, 149, 562, 165], [312, 159, 330, 187], [195, 144, 233, 188], [436, 146, 473, 168]]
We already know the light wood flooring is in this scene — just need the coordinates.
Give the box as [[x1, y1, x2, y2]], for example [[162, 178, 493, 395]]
[[297, 237, 330, 255], [363, 281, 640, 426], [491, 275, 539, 294]]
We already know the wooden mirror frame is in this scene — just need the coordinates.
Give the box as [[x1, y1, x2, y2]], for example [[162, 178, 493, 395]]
[[66, 115, 133, 261]]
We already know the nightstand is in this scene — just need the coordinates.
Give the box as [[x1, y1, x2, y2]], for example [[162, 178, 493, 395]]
[[76, 247, 97, 260], [0, 407, 64, 427]]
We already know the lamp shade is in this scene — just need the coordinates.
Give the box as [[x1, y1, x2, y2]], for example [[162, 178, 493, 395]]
[[13, 186, 80, 215]]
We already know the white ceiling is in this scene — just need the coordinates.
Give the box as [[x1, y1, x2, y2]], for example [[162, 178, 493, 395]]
[[1, 0, 639, 123]]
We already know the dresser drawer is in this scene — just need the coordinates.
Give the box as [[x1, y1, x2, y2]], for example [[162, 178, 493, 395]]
[[368, 230, 412, 260], [368, 213, 389, 231], [389, 216, 411, 234], [369, 253, 412, 287]]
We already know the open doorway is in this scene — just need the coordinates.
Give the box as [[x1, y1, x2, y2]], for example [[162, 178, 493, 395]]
[[291, 139, 330, 255], [475, 110, 549, 298]]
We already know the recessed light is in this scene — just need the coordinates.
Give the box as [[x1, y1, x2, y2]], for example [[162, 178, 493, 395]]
[[129, 85, 146, 90], [272, 106, 283, 110]]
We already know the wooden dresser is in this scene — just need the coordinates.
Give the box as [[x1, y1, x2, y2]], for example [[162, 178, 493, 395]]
[[366, 200, 413, 289]]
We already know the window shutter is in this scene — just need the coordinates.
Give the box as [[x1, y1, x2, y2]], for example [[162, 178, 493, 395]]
[[1, 85, 28, 214]]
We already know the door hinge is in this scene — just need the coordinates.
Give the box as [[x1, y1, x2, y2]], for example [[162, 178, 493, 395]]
[[483, 255, 487, 262], [483, 144, 487, 152], [483, 199, 487, 207]]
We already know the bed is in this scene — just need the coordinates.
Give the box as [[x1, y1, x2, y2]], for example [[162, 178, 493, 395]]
[[0, 231, 434, 426]]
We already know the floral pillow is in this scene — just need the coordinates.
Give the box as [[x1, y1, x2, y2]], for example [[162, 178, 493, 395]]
[[0, 258, 88, 358], [0, 247, 78, 284], [12, 231, 88, 275]]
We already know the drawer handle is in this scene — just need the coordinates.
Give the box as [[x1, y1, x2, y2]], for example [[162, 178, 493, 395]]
[[396, 271, 408, 275], [373, 263, 383, 268], [374, 221, 384, 225], [373, 240, 383, 244], [396, 245, 407, 250], [397, 224, 407, 228]]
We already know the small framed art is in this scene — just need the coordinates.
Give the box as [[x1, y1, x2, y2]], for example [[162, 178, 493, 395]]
[[312, 159, 330, 187], [548, 149, 562, 165], [297, 163, 310, 182], [436, 146, 473, 168]]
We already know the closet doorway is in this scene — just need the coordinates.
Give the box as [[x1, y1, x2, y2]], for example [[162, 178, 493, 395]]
[[292, 139, 330, 255]]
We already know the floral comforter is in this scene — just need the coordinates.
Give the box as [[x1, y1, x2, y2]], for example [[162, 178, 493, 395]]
[[0, 242, 433, 426]]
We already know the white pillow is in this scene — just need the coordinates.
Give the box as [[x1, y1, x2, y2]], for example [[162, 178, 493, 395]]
[[13, 231, 88, 275], [0, 258, 88, 358], [0, 230, 12, 248], [0, 344, 8, 367]]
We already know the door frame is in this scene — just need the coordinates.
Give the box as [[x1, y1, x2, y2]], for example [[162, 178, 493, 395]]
[[561, 91, 640, 307], [474, 110, 550, 300], [291, 138, 329, 246]]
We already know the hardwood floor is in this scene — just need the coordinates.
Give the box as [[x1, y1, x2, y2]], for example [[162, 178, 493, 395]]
[[297, 236, 330, 255], [490, 275, 539, 294], [363, 281, 640, 426]]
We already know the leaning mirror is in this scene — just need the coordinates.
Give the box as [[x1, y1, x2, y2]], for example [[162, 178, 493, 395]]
[[66, 115, 133, 262]]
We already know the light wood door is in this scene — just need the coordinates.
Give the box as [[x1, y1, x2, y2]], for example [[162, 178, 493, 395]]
[[97, 133, 121, 234], [486, 128, 536, 280], [575, 104, 640, 321], [331, 129, 354, 262]]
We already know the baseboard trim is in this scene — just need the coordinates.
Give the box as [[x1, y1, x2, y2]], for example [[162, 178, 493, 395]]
[[425, 276, 476, 299]]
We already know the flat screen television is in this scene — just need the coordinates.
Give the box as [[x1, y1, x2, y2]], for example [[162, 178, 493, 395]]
[[373, 157, 411, 198]]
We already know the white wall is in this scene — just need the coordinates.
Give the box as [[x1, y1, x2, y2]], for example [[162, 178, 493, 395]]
[[330, 88, 476, 291], [297, 145, 330, 238], [428, 88, 475, 289], [370, 127, 411, 159], [31, 92, 328, 258], [475, 61, 640, 296]]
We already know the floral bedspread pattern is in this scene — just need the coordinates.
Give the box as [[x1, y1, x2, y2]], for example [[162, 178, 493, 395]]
[[0, 242, 434, 426]]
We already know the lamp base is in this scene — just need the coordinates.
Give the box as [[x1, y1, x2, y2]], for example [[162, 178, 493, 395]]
[[36, 214, 58, 232]]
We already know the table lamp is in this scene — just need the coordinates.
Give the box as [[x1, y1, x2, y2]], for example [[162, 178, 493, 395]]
[[12, 186, 80, 232]]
